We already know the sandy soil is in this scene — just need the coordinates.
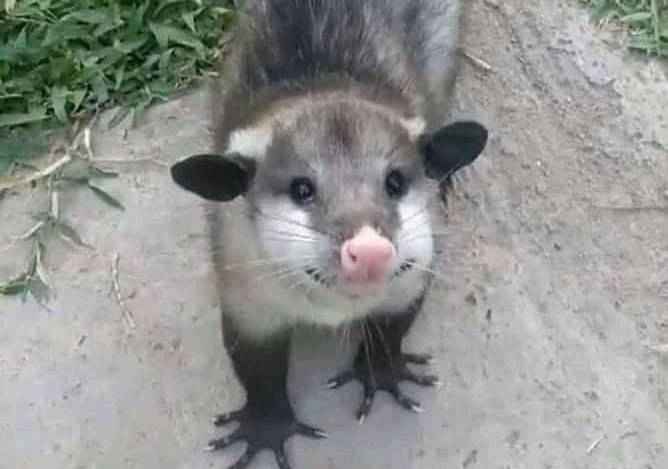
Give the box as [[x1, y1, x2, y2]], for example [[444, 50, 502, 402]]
[[1, 1, 667, 468]]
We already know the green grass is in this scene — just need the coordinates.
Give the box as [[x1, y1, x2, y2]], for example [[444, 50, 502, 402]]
[[0, 0, 237, 302], [0, 0, 236, 177], [583, 0, 668, 56]]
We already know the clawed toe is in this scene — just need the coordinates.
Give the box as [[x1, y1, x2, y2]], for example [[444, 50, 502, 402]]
[[206, 430, 245, 451], [326, 370, 355, 389], [213, 410, 244, 427], [227, 452, 254, 469], [401, 370, 443, 387], [296, 423, 328, 439], [328, 349, 441, 422], [402, 353, 436, 365], [389, 386, 424, 413], [206, 406, 325, 469], [356, 388, 375, 423]]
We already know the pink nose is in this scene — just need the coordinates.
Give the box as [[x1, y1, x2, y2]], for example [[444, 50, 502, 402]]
[[340, 226, 396, 283]]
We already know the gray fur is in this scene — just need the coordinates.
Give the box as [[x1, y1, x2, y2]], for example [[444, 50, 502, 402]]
[[214, 0, 461, 143], [208, 0, 462, 340]]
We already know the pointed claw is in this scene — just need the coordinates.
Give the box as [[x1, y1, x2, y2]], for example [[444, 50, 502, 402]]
[[207, 404, 323, 469], [403, 353, 436, 365], [391, 388, 423, 413], [227, 452, 253, 469], [207, 431, 244, 451], [410, 403, 425, 413], [402, 371, 442, 387], [326, 371, 355, 389], [357, 389, 375, 424], [297, 423, 328, 439], [214, 410, 244, 427], [275, 446, 292, 469]]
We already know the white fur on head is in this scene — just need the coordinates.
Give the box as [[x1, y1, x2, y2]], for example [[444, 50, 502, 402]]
[[225, 125, 273, 159], [255, 198, 325, 271], [394, 189, 434, 279], [221, 197, 373, 339], [216, 189, 435, 341], [399, 116, 427, 141]]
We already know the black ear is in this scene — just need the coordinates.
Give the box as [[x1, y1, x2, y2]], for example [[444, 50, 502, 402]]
[[170, 153, 256, 201], [420, 121, 488, 180]]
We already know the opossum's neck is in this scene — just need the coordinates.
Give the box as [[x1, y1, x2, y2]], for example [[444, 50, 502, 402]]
[[215, 77, 424, 153]]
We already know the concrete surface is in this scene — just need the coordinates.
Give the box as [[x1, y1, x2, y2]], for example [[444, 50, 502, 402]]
[[1, 1, 667, 468]]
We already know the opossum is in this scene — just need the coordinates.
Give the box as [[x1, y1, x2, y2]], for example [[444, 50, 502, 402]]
[[170, 1, 488, 468]]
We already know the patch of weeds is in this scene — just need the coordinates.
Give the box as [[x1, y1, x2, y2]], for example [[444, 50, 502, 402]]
[[0, 128, 125, 302], [0, 0, 235, 140], [0, 127, 49, 175], [583, 0, 668, 56], [1, 0, 238, 302], [0, 241, 50, 302]]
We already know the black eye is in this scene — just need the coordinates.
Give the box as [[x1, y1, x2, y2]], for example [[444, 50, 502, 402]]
[[385, 170, 407, 199], [290, 177, 316, 205]]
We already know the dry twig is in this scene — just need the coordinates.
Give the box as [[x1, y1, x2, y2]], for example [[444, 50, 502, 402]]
[[0, 153, 73, 192], [95, 157, 169, 168], [83, 128, 94, 160], [648, 343, 668, 354], [586, 435, 605, 455], [111, 253, 137, 330], [594, 204, 668, 213], [461, 49, 494, 72]]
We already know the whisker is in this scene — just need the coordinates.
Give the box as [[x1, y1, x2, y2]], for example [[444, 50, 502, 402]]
[[250, 206, 336, 239], [336, 323, 352, 352], [397, 233, 431, 245], [305, 266, 338, 291], [302, 269, 322, 296], [263, 234, 320, 243], [261, 227, 321, 242], [362, 321, 376, 387], [402, 232, 453, 242], [287, 265, 326, 293], [399, 165, 470, 231], [286, 277, 309, 292], [249, 264, 308, 284], [216, 203, 335, 238], [220, 254, 318, 271], [397, 225, 435, 242], [404, 261, 452, 285], [397, 230, 454, 246], [247, 267, 294, 284], [369, 319, 393, 368], [399, 217, 432, 229], [364, 320, 376, 358], [214, 210, 322, 242], [263, 236, 319, 245], [399, 203, 433, 228]]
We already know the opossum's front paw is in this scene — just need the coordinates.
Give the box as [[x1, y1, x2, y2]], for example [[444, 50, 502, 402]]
[[327, 352, 442, 423], [207, 405, 327, 469]]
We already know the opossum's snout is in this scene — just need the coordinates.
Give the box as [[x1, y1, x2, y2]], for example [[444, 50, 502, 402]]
[[339, 226, 396, 295]]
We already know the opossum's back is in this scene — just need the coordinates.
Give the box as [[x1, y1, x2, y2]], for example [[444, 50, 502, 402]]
[[237, 0, 461, 98]]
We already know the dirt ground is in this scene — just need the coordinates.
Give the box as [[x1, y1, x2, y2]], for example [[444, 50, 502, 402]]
[[1, 1, 667, 468]]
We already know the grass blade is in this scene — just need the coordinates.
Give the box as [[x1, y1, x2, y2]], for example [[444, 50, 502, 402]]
[[0, 112, 48, 128], [0, 273, 30, 296], [56, 220, 90, 248], [88, 183, 125, 210]]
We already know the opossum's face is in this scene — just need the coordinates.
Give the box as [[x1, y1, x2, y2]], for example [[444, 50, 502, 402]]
[[172, 105, 487, 303]]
